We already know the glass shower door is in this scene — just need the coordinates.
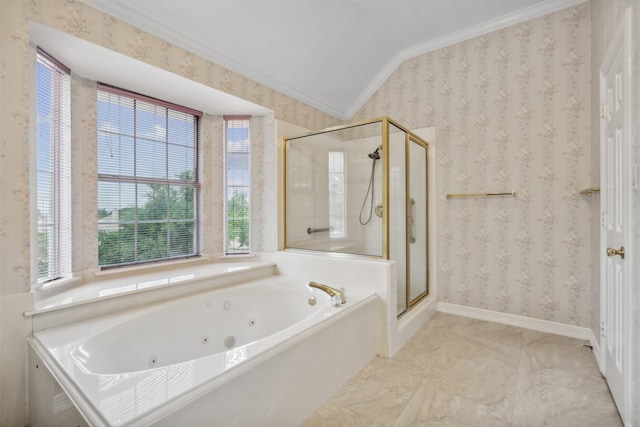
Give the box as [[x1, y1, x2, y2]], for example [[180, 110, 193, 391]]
[[407, 136, 428, 307], [388, 124, 407, 315]]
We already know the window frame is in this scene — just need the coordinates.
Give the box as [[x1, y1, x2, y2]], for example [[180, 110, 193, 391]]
[[223, 116, 251, 255], [35, 48, 71, 285], [96, 84, 202, 269]]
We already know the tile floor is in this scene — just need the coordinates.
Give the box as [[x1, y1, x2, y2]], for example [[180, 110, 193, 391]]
[[302, 312, 622, 426]]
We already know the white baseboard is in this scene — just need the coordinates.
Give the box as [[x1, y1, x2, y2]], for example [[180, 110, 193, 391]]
[[588, 329, 604, 373], [437, 302, 594, 341]]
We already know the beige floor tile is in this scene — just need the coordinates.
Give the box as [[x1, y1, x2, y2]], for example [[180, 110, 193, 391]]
[[326, 377, 414, 426], [520, 329, 599, 376], [301, 314, 622, 427], [393, 381, 514, 427], [392, 334, 520, 426], [301, 401, 384, 427], [356, 355, 426, 392], [412, 313, 525, 359], [384, 337, 443, 377], [513, 331, 622, 426], [511, 378, 622, 426]]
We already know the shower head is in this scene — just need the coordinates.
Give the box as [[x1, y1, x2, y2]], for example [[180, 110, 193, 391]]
[[368, 146, 382, 160]]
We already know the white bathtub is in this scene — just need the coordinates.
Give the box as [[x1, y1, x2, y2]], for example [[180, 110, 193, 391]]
[[29, 276, 378, 426]]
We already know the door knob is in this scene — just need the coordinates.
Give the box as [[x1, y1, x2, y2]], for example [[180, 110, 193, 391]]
[[607, 246, 625, 259]]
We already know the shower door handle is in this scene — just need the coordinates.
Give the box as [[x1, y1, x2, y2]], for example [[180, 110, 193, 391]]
[[409, 198, 416, 244]]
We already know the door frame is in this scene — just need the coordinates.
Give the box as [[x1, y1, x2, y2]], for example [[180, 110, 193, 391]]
[[599, 7, 633, 423]]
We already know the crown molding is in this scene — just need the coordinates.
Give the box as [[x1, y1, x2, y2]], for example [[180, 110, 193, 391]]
[[344, 0, 589, 119], [83, 0, 587, 122], [81, 0, 350, 120]]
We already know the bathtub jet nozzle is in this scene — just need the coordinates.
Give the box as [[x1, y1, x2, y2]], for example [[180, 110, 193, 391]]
[[308, 281, 347, 307]]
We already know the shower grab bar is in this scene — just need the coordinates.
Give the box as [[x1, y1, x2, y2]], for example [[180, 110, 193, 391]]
[[447, 191, 517, 199], [307, 227, 331, 234]]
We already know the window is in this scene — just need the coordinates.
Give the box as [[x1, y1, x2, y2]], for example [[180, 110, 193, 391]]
[[36, 49, 71, 283], [328, 151, 345, 238], [97, 85, 201, 267], [224, 117, 250, 254]]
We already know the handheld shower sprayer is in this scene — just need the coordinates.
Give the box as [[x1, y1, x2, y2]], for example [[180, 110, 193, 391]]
[[360, 145, 383, 225]]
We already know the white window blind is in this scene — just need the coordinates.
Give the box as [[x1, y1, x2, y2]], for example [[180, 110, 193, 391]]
[[97, 84, 202, 267], [224, 116, 250, 254], [36, 49, 71, 284]]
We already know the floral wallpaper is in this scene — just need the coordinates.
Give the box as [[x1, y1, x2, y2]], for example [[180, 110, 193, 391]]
[[0, 0, 341, 296], [71, 75, 98, 273], [1, 0, 637, 425], [354, 4, 593, 327], [0, 3, 338, 423], [251, 114, 278, 253]]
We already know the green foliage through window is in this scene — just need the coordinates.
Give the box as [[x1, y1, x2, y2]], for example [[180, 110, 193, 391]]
[[224, 118, 250, 254], [97, 87, 201, 267], [227, 189, 249, 251]]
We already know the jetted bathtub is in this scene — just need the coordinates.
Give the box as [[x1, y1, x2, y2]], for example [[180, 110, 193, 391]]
[[29, 276, 378, 426]]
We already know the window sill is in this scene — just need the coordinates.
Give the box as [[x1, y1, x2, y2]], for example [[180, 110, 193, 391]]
[[218, 253, 257, 260], [35, 275, 84, 296], [25, 255, 275, 318], [92, 255, 212, 281]]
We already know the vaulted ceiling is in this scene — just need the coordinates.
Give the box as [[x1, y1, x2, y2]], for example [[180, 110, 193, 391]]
[[88, 0, 584, 119]]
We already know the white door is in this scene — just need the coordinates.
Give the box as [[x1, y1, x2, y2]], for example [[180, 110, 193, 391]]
[[600, 9, 631, 422]]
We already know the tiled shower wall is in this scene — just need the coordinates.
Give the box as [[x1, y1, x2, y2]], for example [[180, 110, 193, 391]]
[[286, 132, 385, 255], [345, 135, 384, 255], [354, 4, 593, 327]]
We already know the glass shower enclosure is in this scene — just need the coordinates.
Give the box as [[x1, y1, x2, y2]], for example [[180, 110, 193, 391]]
[[283, 117, 429, 317]]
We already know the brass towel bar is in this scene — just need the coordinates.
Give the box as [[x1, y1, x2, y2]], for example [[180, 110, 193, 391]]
[[580, 187, 600, 196], [447, 191, 517, 199]]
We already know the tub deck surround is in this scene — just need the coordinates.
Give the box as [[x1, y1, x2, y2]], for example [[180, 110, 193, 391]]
[[26, 260, 276, 316], [29, 276, 377, 426]]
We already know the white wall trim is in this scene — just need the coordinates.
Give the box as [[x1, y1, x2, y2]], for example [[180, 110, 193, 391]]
[[437, 302, 593, 341]]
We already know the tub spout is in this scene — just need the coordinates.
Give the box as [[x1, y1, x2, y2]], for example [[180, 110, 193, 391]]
[[308, 282, 347, 307]]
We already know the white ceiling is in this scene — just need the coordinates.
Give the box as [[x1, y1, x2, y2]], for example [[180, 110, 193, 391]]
[[87, 0, 584, 120]]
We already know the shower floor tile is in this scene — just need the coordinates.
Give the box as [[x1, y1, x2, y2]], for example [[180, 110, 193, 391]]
[[301, 312, 622, 427]]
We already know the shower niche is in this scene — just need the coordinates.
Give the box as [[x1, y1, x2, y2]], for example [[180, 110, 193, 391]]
[[283, 117, 429, 316]]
